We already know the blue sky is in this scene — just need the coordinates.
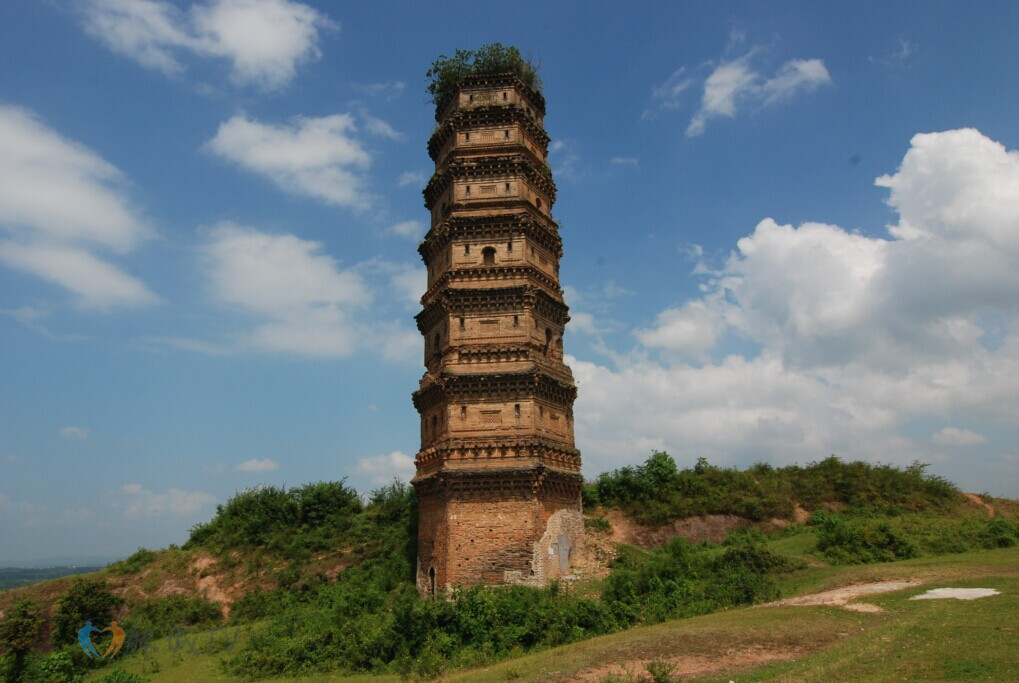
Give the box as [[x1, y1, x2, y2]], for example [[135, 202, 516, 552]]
[[2, 0, 1018, 564]]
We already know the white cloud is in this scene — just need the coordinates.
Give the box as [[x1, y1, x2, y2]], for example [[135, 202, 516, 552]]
[[355, 451, 415, 486], [206, 113, 374, 209], [573, 128, 1019, 493], [686, 53, 831, 136], [59, 426, 90, 440], [643, 67, 693, 119], [611, 157, 639, 168], [387, 219, 425, 240], [121, 483, 216, 517], [0, 106, 156, 309], [82, 0, 334, 90], [236, 457, 279, 471], [397, 171, 426, 188], [351, 81, 405, 101], [761, 59, 831, 105], [549, 139, 581, 182], [203, 222, 369, 356], [932, 427, 988, 446], [388, 263, 425, 305], [634, 300, 725, 358], [359, 110, 402, 140]]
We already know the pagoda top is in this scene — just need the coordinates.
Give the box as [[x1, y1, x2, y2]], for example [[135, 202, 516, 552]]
[[434, 72, 546, 123]]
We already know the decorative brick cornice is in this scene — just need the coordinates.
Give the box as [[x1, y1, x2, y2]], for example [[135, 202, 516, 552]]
[[428, 106, 550, 161], [421, 264, 562, 305], [434, 72, 546, 123], [419, 213, 561, 264], [415, 285, 569, 333], [423, 154, 557, 209], [413, 369, 577, 412]]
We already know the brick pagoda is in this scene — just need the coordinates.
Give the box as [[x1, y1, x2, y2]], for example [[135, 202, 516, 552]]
[[412, 71, 583, 595]]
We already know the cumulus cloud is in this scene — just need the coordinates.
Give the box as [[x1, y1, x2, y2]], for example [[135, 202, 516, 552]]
[[203, 222, 369, 356], [683, 54, 830, 136], [120, 483, 216, 517], [59, 426, 90, 440], [387, 219, 425, 240], [235, 457, 279, 471], [932, 427, 987, 446], [574, 128, 1019, 494], [82, 0, 334, 90], [206, 113, 374, 209], [355, 451, 415, 486], [634, 300, 725, 359], [0, 106, 156, 309], [397, 171, 426, 187]]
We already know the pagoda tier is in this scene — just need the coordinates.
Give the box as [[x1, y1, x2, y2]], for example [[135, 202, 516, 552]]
[[412, 72, 582, 595]]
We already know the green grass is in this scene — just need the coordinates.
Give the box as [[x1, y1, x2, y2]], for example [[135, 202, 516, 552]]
[[83, 546, 1018, 682]]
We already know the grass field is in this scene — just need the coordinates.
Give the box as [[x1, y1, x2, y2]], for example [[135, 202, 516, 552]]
[[86, 545, 1018, 682]]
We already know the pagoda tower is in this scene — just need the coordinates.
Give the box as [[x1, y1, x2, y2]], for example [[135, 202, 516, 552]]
[[411, 71, 583, 595]]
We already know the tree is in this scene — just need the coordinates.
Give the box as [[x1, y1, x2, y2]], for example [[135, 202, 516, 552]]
[[0, 600, 43, 682], [426, 43, 542, 105], [51, 577, 123, 650]]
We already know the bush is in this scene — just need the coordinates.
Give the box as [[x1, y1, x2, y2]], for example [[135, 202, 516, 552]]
[[587, 452, 959, 526], [0, 600, 43, 681], [426, 43, 542, 106], [108, 548, 157, 576], [809, 511, 919, 564], [51, 577, 123, 651], [121, 595, 222, 639]]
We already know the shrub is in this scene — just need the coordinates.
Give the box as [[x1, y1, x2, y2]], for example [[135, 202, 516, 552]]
[[587, 452, 959, 526], [121, 595, 222, 639], [809, 511, 918, 564], [51, 577, 123, 651], [0, 600, 43, 682], [426, 44, 542, 106], [107, 548, 157, 576]]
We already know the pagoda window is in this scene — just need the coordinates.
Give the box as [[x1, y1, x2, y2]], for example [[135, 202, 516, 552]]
[[465, 132, 470, 142], [507, 240, 513, 252], [434, 333, 440, 350], [459, 316, 465, 330], [482, 247, 495, 266], [502, 91, 507, 101], [464, 244, 470, 255], [460, 405, 467, 419], [514, 404, 521, 419], [465, 185, 471, 197], [513, 315, 519, 327], [536, 197, 542, 209], [504, 130, 510, 140], [505, 182, 511, 194]]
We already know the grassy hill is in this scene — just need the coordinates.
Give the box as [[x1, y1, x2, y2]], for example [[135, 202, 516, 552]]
[[1, 453, 1016, 682]]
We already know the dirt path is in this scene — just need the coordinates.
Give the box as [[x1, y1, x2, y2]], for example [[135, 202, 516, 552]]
[[571, 645, 805, 682], [761, 580, 922, 613], [964, 492, 995, 518]]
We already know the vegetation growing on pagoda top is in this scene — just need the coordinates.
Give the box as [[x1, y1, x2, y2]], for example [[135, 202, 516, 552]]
[[426, 43, 542, 106]]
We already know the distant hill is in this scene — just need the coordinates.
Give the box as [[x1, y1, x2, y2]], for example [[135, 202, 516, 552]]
[[0, 565, 104, 592]]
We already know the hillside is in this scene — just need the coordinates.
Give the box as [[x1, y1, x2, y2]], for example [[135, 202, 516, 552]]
[[1, 454, 1016, 682]]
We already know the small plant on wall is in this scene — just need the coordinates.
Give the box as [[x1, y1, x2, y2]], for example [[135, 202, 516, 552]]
[[426, 43, 542, 105]]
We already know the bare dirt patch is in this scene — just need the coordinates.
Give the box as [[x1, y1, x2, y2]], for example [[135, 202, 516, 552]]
[[910, 587, 1000, 601], [963, 492, 996, 518], [604, 510, 754, 547], [571, 644, 804, 682], [762, 580, 922, 613]]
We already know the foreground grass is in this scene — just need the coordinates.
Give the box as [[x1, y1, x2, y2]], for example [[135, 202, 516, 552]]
[[87, 546, 1018, 682]]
